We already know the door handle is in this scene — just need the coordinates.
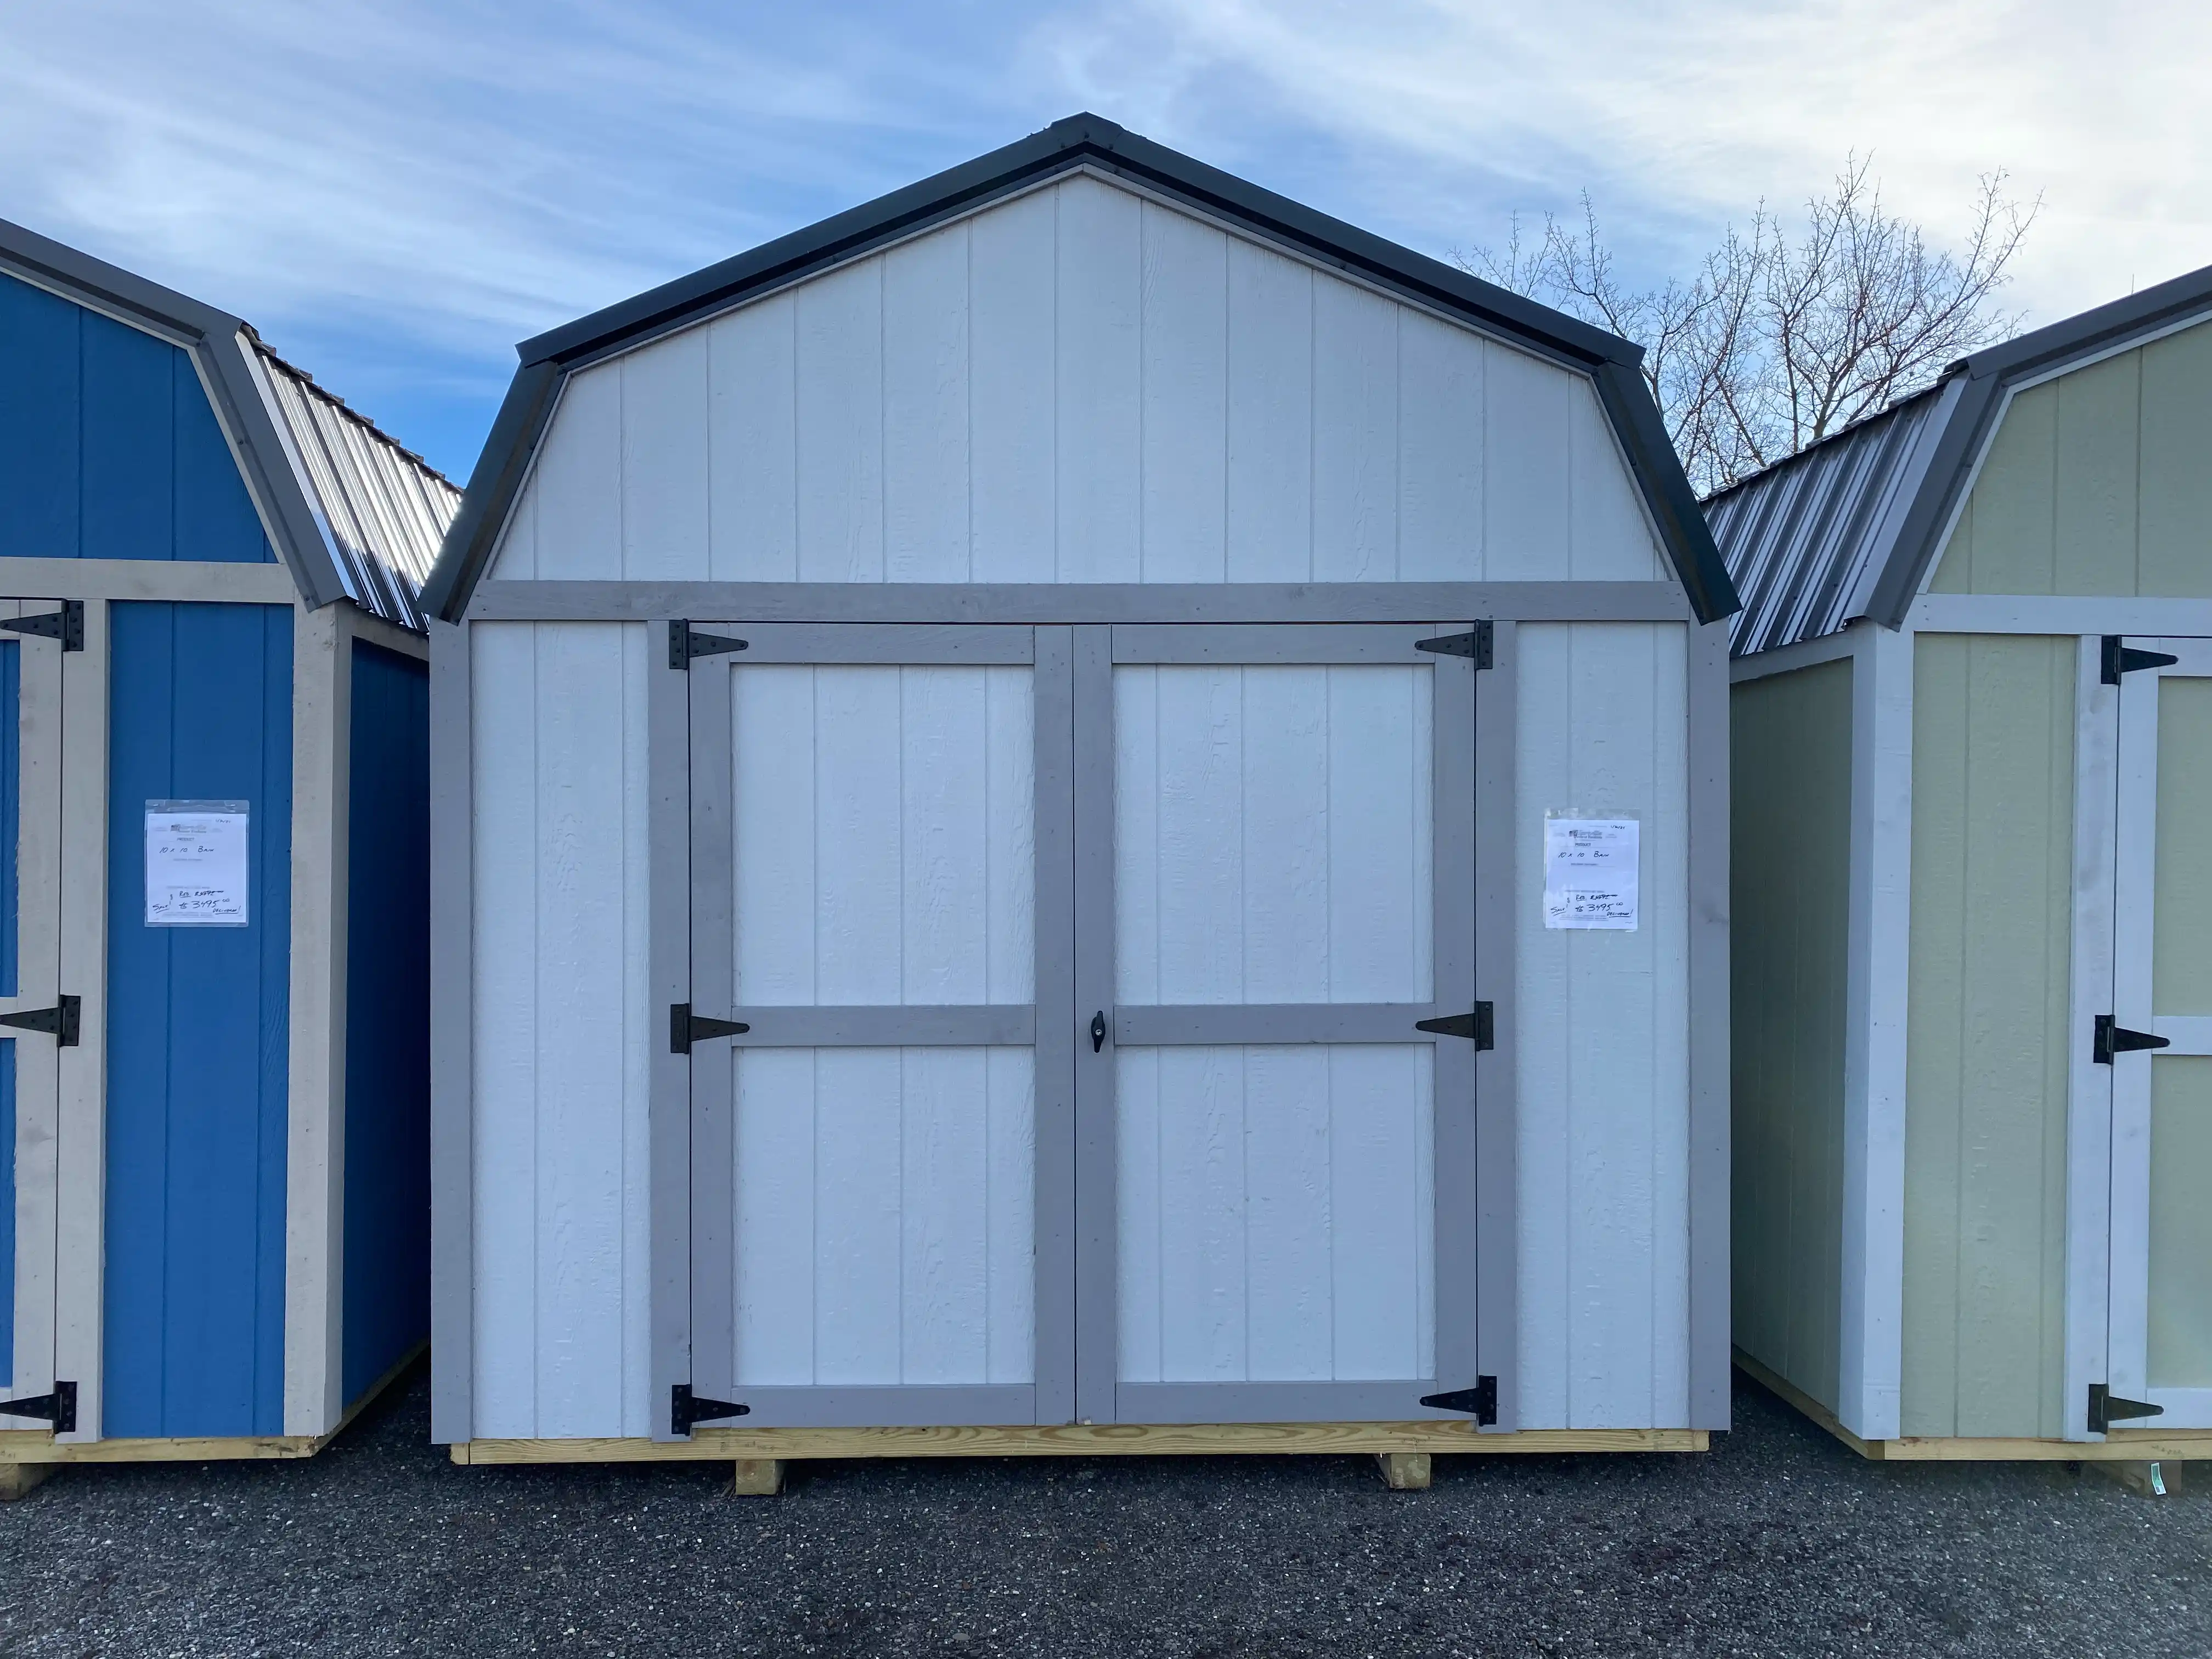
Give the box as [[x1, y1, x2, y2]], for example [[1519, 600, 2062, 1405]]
[[1091, 1011, 1107, 1053]]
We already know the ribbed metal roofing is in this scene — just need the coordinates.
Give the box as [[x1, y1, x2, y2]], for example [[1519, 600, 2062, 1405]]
[[254, 341, 460, 630], [1705, 383, 1950, 656]]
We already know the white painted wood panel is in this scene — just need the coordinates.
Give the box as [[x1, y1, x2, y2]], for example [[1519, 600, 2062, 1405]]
[[471, 622, 652, 1438], [1514, 622, 1691, 1429], [483, 175, 1667, 590], [730, 665, 1034, 1005]]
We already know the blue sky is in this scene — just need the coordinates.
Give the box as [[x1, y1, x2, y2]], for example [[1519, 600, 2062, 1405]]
[[4, 1, 2204, 482]]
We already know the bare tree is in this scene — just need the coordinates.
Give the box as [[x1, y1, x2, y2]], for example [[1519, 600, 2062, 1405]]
[[1460, 159, 2038, 494]]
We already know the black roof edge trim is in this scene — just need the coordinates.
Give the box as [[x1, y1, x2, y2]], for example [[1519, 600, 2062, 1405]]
[[1867, 259, 2212, 629], [0, 215, 339, 609], [1591, 360, 1740, 624], [422, 361, 564, 622], [431, 114, 1730, 622]]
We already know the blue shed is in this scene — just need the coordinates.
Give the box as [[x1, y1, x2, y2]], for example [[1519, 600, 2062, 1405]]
[[0, 219, 454, 1488]]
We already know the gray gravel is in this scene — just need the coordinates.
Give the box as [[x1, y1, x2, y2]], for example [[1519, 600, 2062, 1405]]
[[4, 1364, 2208, 1657]]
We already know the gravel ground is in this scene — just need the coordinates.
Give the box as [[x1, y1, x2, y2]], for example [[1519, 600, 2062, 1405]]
[[3, 1364, 2208, 1658]]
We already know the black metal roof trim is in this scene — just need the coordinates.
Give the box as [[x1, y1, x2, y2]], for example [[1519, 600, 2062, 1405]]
[[428, 113, 1735, 624], [0, 215, 345, 608]]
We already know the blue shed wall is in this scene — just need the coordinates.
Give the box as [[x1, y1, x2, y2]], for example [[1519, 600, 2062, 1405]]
[[103, 601, 293, 1438], [341, 640, 430, 1405], [0, 271, 275, 565]]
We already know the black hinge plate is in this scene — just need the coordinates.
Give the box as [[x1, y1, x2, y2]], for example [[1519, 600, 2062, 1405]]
[[0, 1379, 77, 1432], [1417, 623, 1493, 669], [2102, 636, 2179, 685], [670, 1002, 749, 1054], [670, 622, 748, 670], [1419, 1376, 1498, 1424], [2094, 1014, 2171, 1065], [671, 1383, 751, 1435], [0, 994, 80, 1047], [0, 601, 84, 652], [1415, 1002, 1494, 1050], [2089, 1382, 2165, 1434]]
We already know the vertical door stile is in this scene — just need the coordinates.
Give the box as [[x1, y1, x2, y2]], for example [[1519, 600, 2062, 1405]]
[[2063, 634, 2118, 1440], [1070, 625, 1118, 1425], [2107, 645, 2161, 1408], [1473, 618, 1519, 1432], [1430, 628, 1480, 1399], [1031, 627, 1078, 1425], [682, 649, 736, 1424], [647, 620, 699, 1441]]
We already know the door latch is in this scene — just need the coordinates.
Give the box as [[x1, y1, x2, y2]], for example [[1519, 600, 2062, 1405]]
[[1091, 1011, 1107, 1053]]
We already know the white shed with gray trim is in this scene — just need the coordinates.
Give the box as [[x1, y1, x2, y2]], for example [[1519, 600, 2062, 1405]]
[[423, 116, 1736, 1469]]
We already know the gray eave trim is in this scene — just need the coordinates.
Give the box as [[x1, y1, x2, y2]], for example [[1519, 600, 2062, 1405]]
[[0, 215, 345, 609], [423, 114, 1738, 626]]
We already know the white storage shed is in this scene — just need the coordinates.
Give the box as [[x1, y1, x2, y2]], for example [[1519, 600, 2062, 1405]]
[[422, 116, 1739, 1477]]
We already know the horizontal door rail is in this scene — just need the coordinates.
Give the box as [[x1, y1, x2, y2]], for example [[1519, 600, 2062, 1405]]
[[2149, 1015, 2212, 1056], [707, 1383, 1037, 1429], [695, 623, 1037, 665], [722, 1003, 1035, 1047], [1117, 1380, 1456, 1425], [1109, 623, 1458, 665], [1114, 1002, 1440, 1046]]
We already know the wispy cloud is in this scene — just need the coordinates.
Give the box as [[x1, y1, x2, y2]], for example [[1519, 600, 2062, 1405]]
[[3, 1, 2203, 475]]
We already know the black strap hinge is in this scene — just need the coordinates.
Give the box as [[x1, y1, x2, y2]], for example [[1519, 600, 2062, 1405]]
[[1415, 1002, 1493, 1049], [2094, 1014, 2170, 1065], [0, 1380, 76, 1432], [1419, 1376, 1498, 1425], [1416, 623, 1492, 669], [0, 994, 80, 1047], [2089, 1383, 2165, 1434], [670, 1003, 749, 1054], [671, 1384, 751, 1435], [670, 622, 748, 670], [0, 601, 83, 651], [2101, 636, 2179, 685]]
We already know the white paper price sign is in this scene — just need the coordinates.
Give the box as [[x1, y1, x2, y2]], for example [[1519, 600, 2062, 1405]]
[[145, 800, 250, 927], [1543, 815, 1639, 930]]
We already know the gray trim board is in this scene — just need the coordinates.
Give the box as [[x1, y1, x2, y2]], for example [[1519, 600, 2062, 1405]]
[[1114, 1003, 1443, 1046], [1686, 619, 1733, 1430], [466, 582, 1692, 625], [1070, 626, 1118, 1423], [722, 1005, 1035, 1046], [427, 621, 473, 1443], [424, 115, 1736, 627], [1109, 623, 1463, 663], [1116, 1381, 1465, 1424], [697, 623, 1038, 664], [714, 1384, 1037, 1429], [1474, 619, 1520, 1431], [1032, 628, 1078, 1425], [680, 638, 734, 1432], [652, 622, 696, 1440], [1430, 637, 1482, 1410]]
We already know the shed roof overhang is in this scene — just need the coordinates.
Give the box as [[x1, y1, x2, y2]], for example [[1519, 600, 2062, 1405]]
[[424, 112, 1739, 625], [0, 215, 350, 609]]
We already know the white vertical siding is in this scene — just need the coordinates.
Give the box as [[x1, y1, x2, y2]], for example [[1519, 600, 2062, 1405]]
[[471, 622, 652, 1438], [484, 174, 1667, 589], [1515, 622, 1692, 1429]]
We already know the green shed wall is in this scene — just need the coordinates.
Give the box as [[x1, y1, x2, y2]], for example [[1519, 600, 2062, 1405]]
[[1901, 634, 2075, 1439], [1730, 659, 1853, 1414], [1929, 318, 2212, 598]]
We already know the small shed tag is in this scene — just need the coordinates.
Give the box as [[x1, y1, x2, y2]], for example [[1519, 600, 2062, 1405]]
[[145, 800, 250, 927], [1543, 815, 1638, 930]]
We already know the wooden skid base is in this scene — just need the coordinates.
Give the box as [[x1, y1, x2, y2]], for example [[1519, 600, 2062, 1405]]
[[1736, 1349, 2212, 1463], [0, 1341, 426, 1468], [450, 1423, 1707, 1464]]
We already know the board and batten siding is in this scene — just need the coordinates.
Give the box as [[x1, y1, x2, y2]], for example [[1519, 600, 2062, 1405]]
[[1902, 634, 2075, 1440], [483, 175, 1666, 589], [1728, 659, 1852, 1415], [1928, 317, 2212, 599]]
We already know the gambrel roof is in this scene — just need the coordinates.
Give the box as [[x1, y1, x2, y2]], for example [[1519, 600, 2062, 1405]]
[[424, 112, 1736, 624]]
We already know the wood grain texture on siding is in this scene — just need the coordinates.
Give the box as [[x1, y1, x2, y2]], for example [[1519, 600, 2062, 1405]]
[[470, 622, 652, 1438], [1901, 634, 2073, 1439], [482, 176, 1667, 589], [1729, 660, 1852, 1414], [1927, 318, 2212, 600], [1515, 623, 1691, 1430]]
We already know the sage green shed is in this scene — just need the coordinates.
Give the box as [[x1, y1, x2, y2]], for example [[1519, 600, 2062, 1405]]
[[1713, 264, 2212, 1459]]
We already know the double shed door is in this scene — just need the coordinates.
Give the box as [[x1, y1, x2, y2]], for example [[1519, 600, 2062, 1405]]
[[682, 623, 1487, 1429], [2107, 637, 2212, 1427]]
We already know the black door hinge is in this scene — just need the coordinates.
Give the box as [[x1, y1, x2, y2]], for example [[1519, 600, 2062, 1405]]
[[670, 1003, 749, 1054], [0, 1380, 76, 1432], [2094, 1014, 2171, 1065], [2089, 1382, 2165, 1434], [1417, 623, 1493, 669], [0, 995, 80, 1047], [2102, 636, 2179, 685], [1420, 1376, 1498, 1424], [671, 1383, 751, 1436], [669, 622, 748, 670], [1416, 1003, 1494, 1050], [1, 601, 84, 652]]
